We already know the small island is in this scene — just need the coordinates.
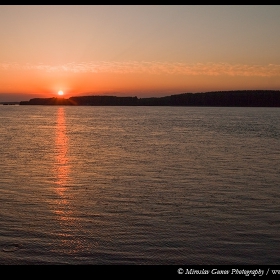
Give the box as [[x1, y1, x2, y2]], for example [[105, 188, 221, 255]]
[[19, 90, 280, 107]]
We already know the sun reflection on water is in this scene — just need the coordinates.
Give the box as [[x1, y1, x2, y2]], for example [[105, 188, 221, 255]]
[[54, 107, 84, 253], [55, 107, 70, 191], [54, 107, 73, 224]]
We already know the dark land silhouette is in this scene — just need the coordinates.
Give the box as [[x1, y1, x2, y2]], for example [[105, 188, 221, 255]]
[[0, 102, 19, 105], [19, 90, 280, 107]]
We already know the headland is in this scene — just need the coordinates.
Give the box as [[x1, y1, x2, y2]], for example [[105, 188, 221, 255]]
[[19, 90, 280, 107]]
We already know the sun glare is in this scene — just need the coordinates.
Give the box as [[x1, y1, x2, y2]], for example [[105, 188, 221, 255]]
[[58, 90, 64, 96]]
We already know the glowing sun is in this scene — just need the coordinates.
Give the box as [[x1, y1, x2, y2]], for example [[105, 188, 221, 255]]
[[58, 90, 64, 96]]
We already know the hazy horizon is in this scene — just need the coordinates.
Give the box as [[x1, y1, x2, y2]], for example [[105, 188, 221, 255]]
[[2, 89, 280, 103], [1, 5, 280, 101]]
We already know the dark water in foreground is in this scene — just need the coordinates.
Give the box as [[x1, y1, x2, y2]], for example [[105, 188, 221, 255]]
[[0, 105, 279, 265]]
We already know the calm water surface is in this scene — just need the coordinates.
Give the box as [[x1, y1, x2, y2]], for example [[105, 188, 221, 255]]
[[0, 105, 279, 265]]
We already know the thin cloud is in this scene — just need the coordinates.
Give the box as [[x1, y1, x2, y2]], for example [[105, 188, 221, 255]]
[[1, 61, 280, 77]]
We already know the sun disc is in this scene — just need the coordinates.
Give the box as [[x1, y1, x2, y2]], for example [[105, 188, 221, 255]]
[[58, 90, 64, 96]]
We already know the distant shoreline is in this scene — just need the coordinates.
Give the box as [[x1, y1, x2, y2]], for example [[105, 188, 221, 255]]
[[0, 102, 20, 105], [18, 90, 280, 107]]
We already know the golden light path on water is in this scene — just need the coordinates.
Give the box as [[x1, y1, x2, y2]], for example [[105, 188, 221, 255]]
[[55, 107, 69, 191], [54, 107, 84, 255]]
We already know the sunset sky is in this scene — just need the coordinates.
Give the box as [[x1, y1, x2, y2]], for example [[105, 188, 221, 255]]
[[1, 5, 280, 101]]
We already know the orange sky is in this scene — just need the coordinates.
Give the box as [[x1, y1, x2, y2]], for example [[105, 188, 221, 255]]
[[1, 5, 280, 101]]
